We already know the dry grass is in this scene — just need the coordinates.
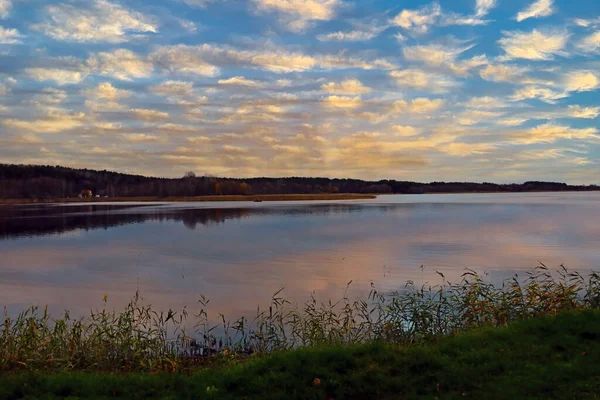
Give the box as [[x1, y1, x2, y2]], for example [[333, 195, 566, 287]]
[[1, 265, 599, 374]]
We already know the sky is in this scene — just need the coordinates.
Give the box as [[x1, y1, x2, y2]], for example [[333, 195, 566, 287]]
[[0, 0, 599, 183]]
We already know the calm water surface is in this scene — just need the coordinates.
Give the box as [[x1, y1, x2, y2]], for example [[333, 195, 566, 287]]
[[1, 192, 599, 318]]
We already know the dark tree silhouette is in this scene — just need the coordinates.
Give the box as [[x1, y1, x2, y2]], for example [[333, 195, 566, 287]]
[[0, 163, 598, 199]]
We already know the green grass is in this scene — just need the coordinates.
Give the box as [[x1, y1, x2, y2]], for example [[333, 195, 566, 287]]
[[2, 310, 600, 399]]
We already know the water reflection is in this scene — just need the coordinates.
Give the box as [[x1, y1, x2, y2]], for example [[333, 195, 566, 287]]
[[0, 203, 397, 239], [1, 194, 599, 321]]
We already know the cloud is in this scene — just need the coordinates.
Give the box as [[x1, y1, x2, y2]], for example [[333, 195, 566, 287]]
[[0, 25, 23, 44], [510, 86, 567, 103], [393, 125, 421, 137], [321, 79, 372, 94], [578, 31, 600, 53], [403, 43, 470, 66], [475, 0, 497, 17], [175, 0, 213, 7], [394, 98, 445, 113], [26, 88, 67, 108], [455, 109, 505, 125], [83, 83, 129, 111], [513, 123, 598, 144], [3, 112, 85, 133], [562, 70, 600, 92], [222, 144, 249, 154], [567, 105, 600, 119], [516, 0, 554, 22], [88, 49, 153, 80], [33, 0, 157, 43], [151, 80, 194, 96], [25, 68, 86, 85], [497, 118, 529, 126], [131, 109, 170, 121], [390, 69, 457, 92], [317, 30, 377, 42], [322, 95, 363, 109], [0, 0, 11, 18], [84, 82, 130, 101], [150, 44, 393, 75], [440, 142, 496, 156], [317, 23, 387, 42], [498, 29, 568, 60], [218, 76, 262, 87], [252, 0, 340, 32], [150, 45, 220, 76], [0, 82, 7, 96], [461, 96, 508, 109], [122, 134, 163, 143], [479, 63, 528, 82], [391, 3, 441, 34], [402, 43, 486, 75]]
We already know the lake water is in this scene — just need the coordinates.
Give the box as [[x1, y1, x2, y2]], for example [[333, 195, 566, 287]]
[[1, 192, 599, 320]]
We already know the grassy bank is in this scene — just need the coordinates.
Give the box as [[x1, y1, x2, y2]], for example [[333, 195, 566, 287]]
[[2, 310, 600, 399], [0, 193, 376, 205]]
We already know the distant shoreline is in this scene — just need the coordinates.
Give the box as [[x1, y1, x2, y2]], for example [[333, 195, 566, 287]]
[[0, 193, 377, 205]]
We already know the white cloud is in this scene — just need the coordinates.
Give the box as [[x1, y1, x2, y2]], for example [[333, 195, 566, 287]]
[[27, 88, 67, 108], [562, 70, 600, 92], [475, 0, 497, 17], [462, 96, 507, 109], [578, 31, 600, 53], [510, 86, 567, 103], [84, 82, 130, 101], [516, 0, 554, 22], [150, 44, 392, 75], [321, 79, 372, 94], [3, 112, 85, 133], [34, 0, 157, 43], [498, 29, 568, 60], [122, 133, 162, 143], [151, 80, 194, 96], [317, 23, 387, 42], [25, 68, 86, 85], [88, 49, 153, 80], [394, 98, 445, 113], [440, 142, 496, 156], [252, 0, 340, 32], [455, 109, 505, 125], [322, 95, 363, 109], [567, 105, 600, 119], [390, 69, 457, 92], [402, 43, 486, 75], [497, 118, 529, 126], [0, 82, 7, 96], [218, 76, 262, 87], [514, 123, 598, 144], [480, 63, 527, 82], [131, 109, 169, 121], [0, 25, 23, 44], [0, 0, 11, 19], [391, 3, 441, 34], [403, 43, 470, 66], [150, 45, 221, 76], [393, 125, 421, 136], [177, 0, 213, 8]]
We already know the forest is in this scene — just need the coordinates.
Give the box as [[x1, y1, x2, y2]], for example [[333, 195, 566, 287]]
[[1, 163, 599, 199]]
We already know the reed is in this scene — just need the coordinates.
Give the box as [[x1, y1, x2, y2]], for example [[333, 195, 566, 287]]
[[1, 265, 599, 374]]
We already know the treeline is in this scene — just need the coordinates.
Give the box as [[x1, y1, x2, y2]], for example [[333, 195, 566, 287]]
[[1, 163, 599, 199]]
